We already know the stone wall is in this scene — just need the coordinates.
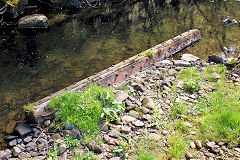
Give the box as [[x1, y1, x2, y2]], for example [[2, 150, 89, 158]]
[[32, 29, 200, 125]]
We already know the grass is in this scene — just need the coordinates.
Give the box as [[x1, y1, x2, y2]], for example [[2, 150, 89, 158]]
[[137, 152, 156, 160], [170, 102, 186, 118], [22, 103, 36, 113], [145, 50, 155, 58], [183, 79, 201, 93], [63, 134, 79, 148], [48, 84, 124, 136], [167, 133, 188, 159]]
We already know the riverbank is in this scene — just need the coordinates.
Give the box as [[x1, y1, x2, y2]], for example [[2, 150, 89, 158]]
[[1, 53, 240, 159]]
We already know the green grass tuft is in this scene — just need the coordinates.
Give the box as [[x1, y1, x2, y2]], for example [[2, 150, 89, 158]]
[[145, 50, 155, 58]]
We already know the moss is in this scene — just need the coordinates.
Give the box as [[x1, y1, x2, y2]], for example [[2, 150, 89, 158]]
[[23, 103, 36, 113], [145, 50, 155, 58]]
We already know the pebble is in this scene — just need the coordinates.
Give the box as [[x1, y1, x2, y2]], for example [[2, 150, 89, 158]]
[[190, 141, 196, 149], [195, 140, 202, 148]]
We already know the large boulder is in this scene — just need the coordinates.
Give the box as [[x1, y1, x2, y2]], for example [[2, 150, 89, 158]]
[[18, 14, 48, 29]]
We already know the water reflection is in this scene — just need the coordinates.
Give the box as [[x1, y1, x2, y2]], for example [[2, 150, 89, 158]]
[[0, 0, 240, 147]]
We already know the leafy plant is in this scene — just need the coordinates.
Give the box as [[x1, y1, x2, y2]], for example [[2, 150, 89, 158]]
[[170, 102, 186, 118], [72, 151, 96, 160], [101, 103, 124, 123], [145, 50, 155, 58], [183, 79, 200, 93], [46, 143, 58, 160], [63, 134, 80, 148], [22, 103, 36, 113], [113, 137, 133, 158]]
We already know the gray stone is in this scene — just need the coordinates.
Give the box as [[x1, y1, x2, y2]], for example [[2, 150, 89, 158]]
[[121, 115, 136, 123], [58, 144, 67, 155], [190, 141, 196, 149], [195, 140, 202, 148], [173, 60, 191, 67], [183, 122, 192, 128], [6, 136, 18, 141], [211, 72, 220, 79], [0, 149, 12, 159], [18, 152, 31, 159], [109, 129, 121, 138], [115, 91, 128, 103], [186, 151, 194, 158], [13, 146, 22, 157], [88, 141, 103, 153], [128, 110, 140, 119], [32, 128, 41, 138], [133, 120, 145, 127], [138, 107, 150, 114], [59, 151, 68, 159], [50, 133, 61, 141], [44, 120, 51, 127], [100, 124, 108, 132], [64, 127, 82, 140], [29, 151, 38, 157], [199, 67, 207, 72], [120, 126, 131, 134], [148, 133, 161, 141], [142, 114, 153, 122], [18, 14, 48, 29], [208, 55, 223, 64], [155, 60, 172, 67], [142, 97, 155, 110], [181, 54, 200, 62], [168, 69, 178, 76], [14, 123, 32, 137], [9, 139, 17, 147], [23, 136, 32, 143], [162, 130, 168, 135]]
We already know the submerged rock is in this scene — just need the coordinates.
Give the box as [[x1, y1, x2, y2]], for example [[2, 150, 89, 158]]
[[18, 14, 48, 29]]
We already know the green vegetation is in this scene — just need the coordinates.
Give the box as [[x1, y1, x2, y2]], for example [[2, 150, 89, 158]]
[[184, 79, 201, 93], [167, 133, 188, 159], [48, 84, 124, 136], [145, 50, 155, 58], [72, 151, 96, 160], [170, 102, 186, 118], [137, 152, 156, 160], [63, 135, 80, 148], [46, 144, 58, 160], [22, 103, 36, 113]]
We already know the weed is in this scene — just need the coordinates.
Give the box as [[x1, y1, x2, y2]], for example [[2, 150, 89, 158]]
[[170, 102, 186, 118], [113, 136, 133, 158], [121, 84, 129, 91], [137, 152, 156, 160], [184, 79, 200, 93], [145, 50, 155, 58], [167, 133, 188, 159], [72, 151, 96, 160], [46, 143, 58, 160], [63, 135, 79, 148], [22, 103, 36, 113], [101, 103, 124, 123]]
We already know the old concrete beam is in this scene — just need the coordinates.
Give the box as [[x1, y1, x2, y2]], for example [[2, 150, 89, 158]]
[[32, 29, 200, 125]]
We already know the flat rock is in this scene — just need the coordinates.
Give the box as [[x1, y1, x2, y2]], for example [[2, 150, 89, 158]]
[[173, 60, 191, 67], [148, 133, 161, 141], [14, 123, 32, 137], [115, 91, 128, 103], [13, 146, 21, 157], [155, 60, 172, 67], [142, 97, 155, 110], [133, 120, 145, 127], [120, 126, 131, 134], [195, 140, 202, 148], [108, 129, 121, 138], [138, 107, 150, 114], [9, 139, 17, 147], [88, 141, 103, 153], [181, 54, 200, 62], [121, 115, 136, 123], [128, 110, 140, 119], [18, 14, 48, 29]]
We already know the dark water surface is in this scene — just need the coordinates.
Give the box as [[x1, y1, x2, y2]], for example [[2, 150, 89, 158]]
[[0, 0, 240, 147]]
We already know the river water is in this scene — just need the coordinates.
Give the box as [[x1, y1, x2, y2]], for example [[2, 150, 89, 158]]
[[0, 0, 239, 147]]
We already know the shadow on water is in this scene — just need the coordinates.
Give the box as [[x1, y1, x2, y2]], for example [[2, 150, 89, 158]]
[[0, 0, 240, 148]]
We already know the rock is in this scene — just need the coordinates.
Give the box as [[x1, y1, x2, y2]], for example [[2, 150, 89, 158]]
[[138, 107, 150, 114], [148, 133, 161, 141], [142, 114, 153, 122], [18, 14, 48, 29], [120, 126, 131, 134], [0, 149, 12, 159], [208, 55, 223, 64], [183, 122, 192, 128], [64, 127, 82, 140], [133, 120, 145, 127], [23, 136, 32, 143], [234, 148, 240, 152], [29, 151, 38, 157], [132, 83, 145, 92], [88, 141, 103, 153], [109, 129, 121, 138], [173, 60, 191, 67], [199, 67, 207, 72], [162, 130, 168, 135], [100, 124, 108, 132], [12, 146, 22, 157], [109, 157, 121, 160], [6, 136, 18, 141], [206, 141, 216, 148], [181, 54, 200, 62], [58, 144, 67, 155], [128, 110, 140, 119], [168, 69, 178, 76], [204, 152, 215, 158], [155, 60, 172, 67], [195, 140, 202, 148], [163, 85, 171, 92], [59, 151, 68, 159], [121, 115, 136, 123], [190, 141, 196, 149], [50, 133, 61, 141], [115, 91, 128, 103], [9, 139, 17, 147], [186, 151, 194, 158], [18, 152, 31, 159], [142, 97, 155, 110], [14, 123, 32, 137], [44, 120, 51, 127], [210, 72, 220, 79], [31, 156, 47, 160], [32, 128, 41, 138]]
